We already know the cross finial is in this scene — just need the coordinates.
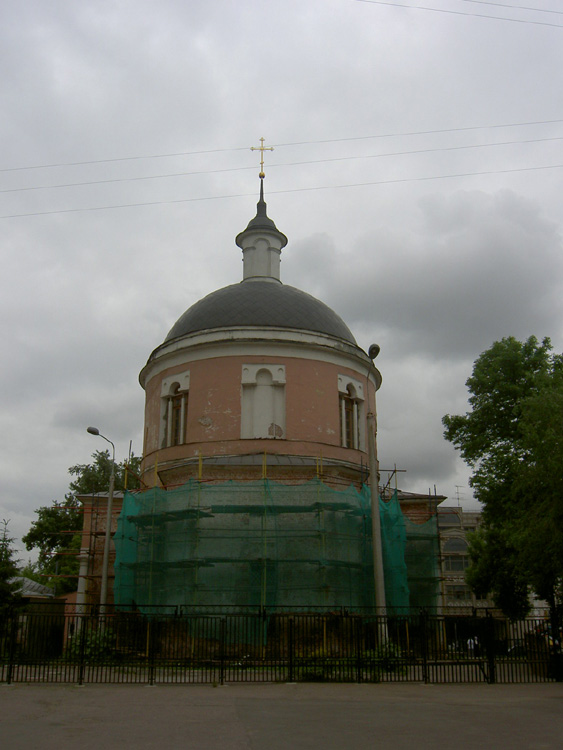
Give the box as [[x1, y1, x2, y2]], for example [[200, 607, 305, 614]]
[[250, 137, 274, 179]]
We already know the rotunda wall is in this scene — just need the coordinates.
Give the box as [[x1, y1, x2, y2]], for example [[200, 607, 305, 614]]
[[141, 350, 377, 485]]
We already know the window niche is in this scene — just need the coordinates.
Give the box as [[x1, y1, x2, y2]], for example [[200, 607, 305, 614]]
[[338, 375, 365, 450], [160, 371, 190, 448], [241, 364, 286, 439]]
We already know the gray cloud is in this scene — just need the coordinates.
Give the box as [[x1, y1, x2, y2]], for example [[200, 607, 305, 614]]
[[294, 190, 563, 361]]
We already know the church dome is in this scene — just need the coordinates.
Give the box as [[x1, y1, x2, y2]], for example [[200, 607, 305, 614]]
[[165, 280, 357, 345]]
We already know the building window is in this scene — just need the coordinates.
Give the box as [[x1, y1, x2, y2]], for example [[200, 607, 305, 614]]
[[438, 509, 462, 528], [340, 386, 357, 449], [445, 556, 470, 572], [443, 537, 468, 554], [241, 364, 286, 439], [443, 537, 470, 574], [338, 375, 365, 450], [445, 584, 472, 601], [160, 371, 190, 448], [169, 387, 189, 446]]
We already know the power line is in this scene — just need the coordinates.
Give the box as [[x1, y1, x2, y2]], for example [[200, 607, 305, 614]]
[[274, 118, 563, 148], [462, 0, 563, 16], [3, 135, 562, 195], [354, 0, 563, 28], [2, 162, 562, 220], [2, 118, 562, 174], [274, 120, 563, 148], [0, 165, 253, 194], [0, 146, 249, 174]]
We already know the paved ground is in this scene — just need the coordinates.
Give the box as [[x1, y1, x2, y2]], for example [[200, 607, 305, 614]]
[[1, 682, 562, 749]]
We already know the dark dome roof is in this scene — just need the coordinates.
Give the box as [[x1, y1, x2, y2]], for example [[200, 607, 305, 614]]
[[165, 280, 357, 344]]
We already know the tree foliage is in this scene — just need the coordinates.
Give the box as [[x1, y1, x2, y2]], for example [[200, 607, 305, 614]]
[[0, 520, 22, 610], [23, 450, 141, 594], [443, 336, 563, 620]]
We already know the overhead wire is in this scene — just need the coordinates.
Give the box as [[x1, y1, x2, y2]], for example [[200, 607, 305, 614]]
[[1, 117, 563, 174], [461, 0, 563, 16], [2, 162, 563, 220], [354, 0, 563, 28], [2, 135, 562, 195], [274, 119, 563, 148], [0, 146, 249, 174], [2, 117, 562, 219]]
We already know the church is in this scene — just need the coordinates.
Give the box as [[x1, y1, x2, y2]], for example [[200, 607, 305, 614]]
[[78, 152, 441, 612], [140, 175, 380, 490]]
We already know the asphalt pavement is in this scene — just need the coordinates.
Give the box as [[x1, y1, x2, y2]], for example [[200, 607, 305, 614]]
[[1, 682, 562, 749]]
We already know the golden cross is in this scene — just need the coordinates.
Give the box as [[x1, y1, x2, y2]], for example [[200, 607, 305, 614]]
[[250, 137, 274, 178]]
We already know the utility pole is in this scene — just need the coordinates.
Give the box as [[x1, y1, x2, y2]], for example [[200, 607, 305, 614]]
[[87, 426, 116, 617], [367, 343, 386, 618]]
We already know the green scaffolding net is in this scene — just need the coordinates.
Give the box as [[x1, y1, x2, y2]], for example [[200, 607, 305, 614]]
[[380, 492, 410, 610], [404, 512, 441, 610], [113, 480, 440, 611], [379, 491, 441, 610]]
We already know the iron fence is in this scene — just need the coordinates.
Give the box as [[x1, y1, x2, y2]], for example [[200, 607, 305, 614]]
[[1, 604, 560, 685]]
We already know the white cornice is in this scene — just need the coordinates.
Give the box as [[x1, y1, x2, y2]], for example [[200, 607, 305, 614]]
[[140, 327, 381, 391]]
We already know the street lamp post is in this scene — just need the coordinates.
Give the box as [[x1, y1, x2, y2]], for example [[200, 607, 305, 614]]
[[87, 426, 116, 615], [366, 345, 386, 616], [367, 411, 386, 612]]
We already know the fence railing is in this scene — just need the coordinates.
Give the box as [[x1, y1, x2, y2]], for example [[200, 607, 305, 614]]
[[1, 604, 560, 685]]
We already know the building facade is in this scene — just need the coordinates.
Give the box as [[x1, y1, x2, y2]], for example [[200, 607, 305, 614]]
[[438, 506, 494, 609]]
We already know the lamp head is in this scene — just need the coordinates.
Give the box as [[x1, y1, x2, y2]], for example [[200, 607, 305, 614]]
[[86, 426, 100, 436], [368, 343, 381, 360]]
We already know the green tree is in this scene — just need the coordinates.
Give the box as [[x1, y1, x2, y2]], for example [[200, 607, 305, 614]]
[[464, 526, 530, 620], [23, 450, 141, 594], [443, 336, 563, 620], [0, 520, 22, 610], [512, 368, 563, 611], [18, 560, 44, 585]]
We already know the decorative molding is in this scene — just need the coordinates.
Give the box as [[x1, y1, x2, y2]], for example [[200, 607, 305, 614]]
[[160, 370, 190, 397], [337, 374, 364, 400], [241, 363, 286, 385]]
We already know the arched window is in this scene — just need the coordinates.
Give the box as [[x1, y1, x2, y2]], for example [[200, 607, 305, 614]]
[[160, 371, 190, 448], [443, 536, 470, 573], [443, 537, 468, 553], [341, 384, 357, 449], [338, 375, 365, 450], [438, 509, 462, 528], [168, 384, 188, 446]]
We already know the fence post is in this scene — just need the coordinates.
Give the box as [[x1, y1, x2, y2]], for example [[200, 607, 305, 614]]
[[148, 619, 156, 686], [6, 608, 17, 685], [548, 601, 563, 682], [420, 610, 429, 684], [288, 617, 294, 682], [356, 616, 363, 684], [219, 617, 226, 686], [485, 611, 496, 685], [77, 610, 88, 686]]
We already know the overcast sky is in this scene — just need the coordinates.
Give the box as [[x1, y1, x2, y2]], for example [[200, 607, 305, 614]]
[[2, 0, 563, 560]]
